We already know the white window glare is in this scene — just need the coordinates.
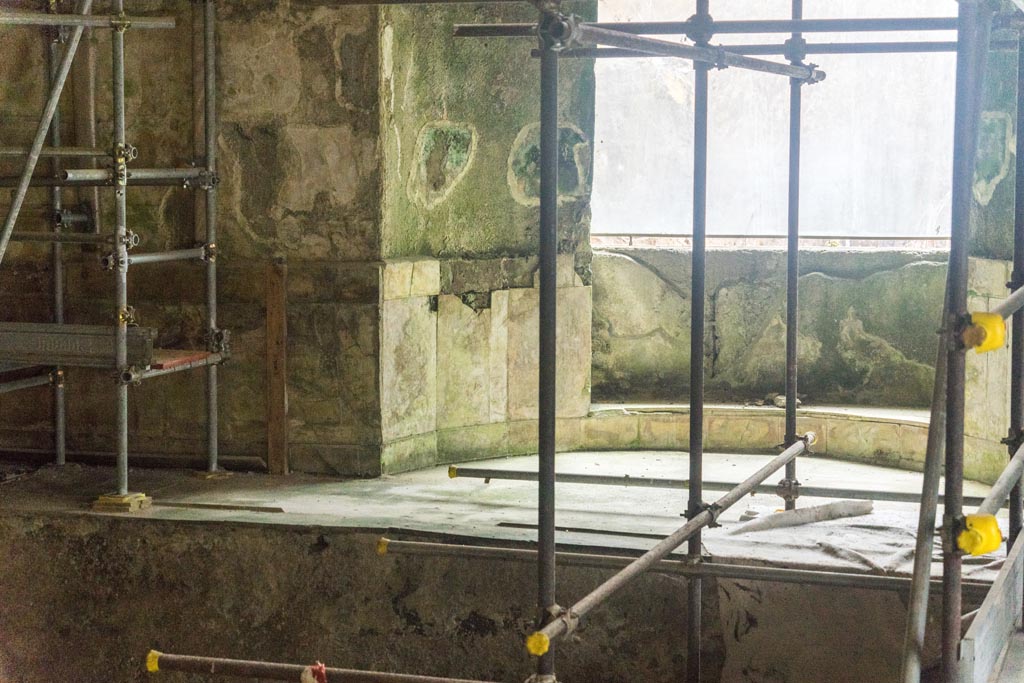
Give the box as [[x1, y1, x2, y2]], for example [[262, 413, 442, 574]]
[[592, 0, 957, 238]]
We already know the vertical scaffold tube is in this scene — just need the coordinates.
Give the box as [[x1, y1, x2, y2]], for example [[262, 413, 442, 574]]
[[204, 0, 219, 473], [942, 4, 993, 682], [47, 22, 67, 467], [899, 280, 951, 683], [112, 0, 129, 496], [0, 0, 93, 267], [535, 20, 559, 683], [687, 2, 710, 681], [1010, 31, 1024, 623], [782, 0, 802, 511]]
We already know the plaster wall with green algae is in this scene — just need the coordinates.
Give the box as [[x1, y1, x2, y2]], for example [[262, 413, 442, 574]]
[[379, 2, 596, 261], [971, 5, 1019, 261], [376, 3, 598, 471], [592, 248, 949, 407]]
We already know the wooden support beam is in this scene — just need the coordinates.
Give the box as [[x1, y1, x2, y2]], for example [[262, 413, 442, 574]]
[[266, 257, 288, 475]]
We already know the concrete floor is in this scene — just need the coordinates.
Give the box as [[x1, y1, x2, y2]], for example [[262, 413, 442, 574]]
[[0, 449, 1006, 579]]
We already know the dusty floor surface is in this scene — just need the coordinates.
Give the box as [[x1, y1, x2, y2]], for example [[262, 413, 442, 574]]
[[0, 451, 1010, 683]]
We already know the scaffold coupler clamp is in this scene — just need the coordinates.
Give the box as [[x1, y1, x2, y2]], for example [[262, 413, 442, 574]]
[[188, 169, 220, 191], [783, 35, 807, 65], [961, 311, 1005, 353], [118, 366, 142, 386], [685, 501, 722, 527], [101, 252, 128, 272], [118, 306, 137, 327], [110, 11, 131, 32], [1003, 429, 1024, 454], [776, 479, 801, 505], [941, 512, 966, 555], [684, 11, 713, 46], [537, 12, 579, 51], [121, 230, 140, 250], [46, 0, 69, 43], [51, 368, 65, 388], [202, 242, 218, 262], [206, 327, 231, 356], [1008, 268, 1024, 292], [711, 46, 729, 70]]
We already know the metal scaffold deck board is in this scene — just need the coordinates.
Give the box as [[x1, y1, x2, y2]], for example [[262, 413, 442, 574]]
[[0, 322, 155, 368]]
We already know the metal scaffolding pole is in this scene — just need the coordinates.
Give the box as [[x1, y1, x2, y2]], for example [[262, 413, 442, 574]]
[[1011, 29, 1024, 628], [526, 437, 812, 655], [46, 16, 67, 468], [454, 17, 966, 39], [10, 231, 110, 244], [549, 18, 823, 82], [127, 247, 206, 266], [942, 4, 994, 682], [0, 373, 53, 395], [977, 444, 1024, 516], [145, 651, 499, 683], [203, 0, 220, 474], [0, 0, 93, 268], [378, 537, 994, 599], [112, 0, 129, 497], [0, 9, 174, 29], [0, 145, 106, 157], [447, 465, 997, 508], [533, 13, 559, 683], [686, 4, 711, 680], [781, 0, 803, 512], [530, 40, 1020, 61]]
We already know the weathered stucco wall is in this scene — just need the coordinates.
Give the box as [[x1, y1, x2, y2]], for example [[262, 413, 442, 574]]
[[1, 1, 385, 474], [375, 2, 597, 470], [971, 17, 1018, 260], [0, 2, 597, 477], [592, 248, 948, 407]]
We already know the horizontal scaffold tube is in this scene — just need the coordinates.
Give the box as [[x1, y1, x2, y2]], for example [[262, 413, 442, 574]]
[[0, 146, 107, 158], [377, 538, 994, 599], [145, 651, 500, 683], [0, 373, 52, 395], [447, 466, 997, 508], [558, 19, 825, 82], [10, 231, 111, 244], [534, 39, 1020, 59], [0, 9, 174, 29], [454, 17, 964, 39], [63, 167, 208, 182], [127, 247, 206, 266], [526, 435, 813, 654]]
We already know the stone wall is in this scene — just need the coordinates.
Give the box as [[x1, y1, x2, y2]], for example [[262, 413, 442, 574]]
[[0, 511, 956, 683], [0, 1, 596, 477], [375, 2, 596, 470], [592, 248, 948, 407]]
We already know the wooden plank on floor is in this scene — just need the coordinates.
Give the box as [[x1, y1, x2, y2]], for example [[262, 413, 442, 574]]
[[960, 536, 1024, 683], [266, 257, 288, 475]]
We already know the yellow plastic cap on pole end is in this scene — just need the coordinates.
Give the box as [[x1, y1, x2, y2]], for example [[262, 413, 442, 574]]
[[146, 650, 162, 673], [376, 537, 390, 556], [448, 466, 458, 479], [526, 632, 550, 657], [966, 312, 1006, 353], [957, 514, 1003, 556]]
